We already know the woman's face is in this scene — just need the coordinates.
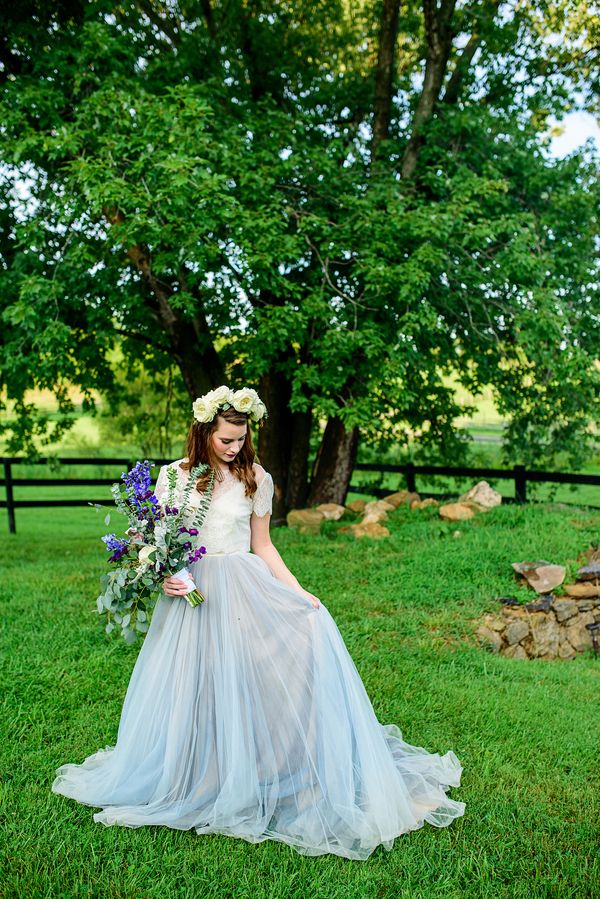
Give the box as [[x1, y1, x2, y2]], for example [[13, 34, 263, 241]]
[[210, 417, 248, 466]]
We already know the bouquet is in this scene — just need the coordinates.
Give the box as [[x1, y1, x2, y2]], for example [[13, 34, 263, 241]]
[[95, 460, 215, 644]]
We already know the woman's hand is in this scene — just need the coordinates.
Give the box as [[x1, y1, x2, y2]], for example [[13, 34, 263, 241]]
[[162, 576, 190, 597], [294, 585, 321, 609]]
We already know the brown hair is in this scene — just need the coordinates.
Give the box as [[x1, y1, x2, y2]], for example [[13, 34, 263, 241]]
[[180, 406, 259, 497]]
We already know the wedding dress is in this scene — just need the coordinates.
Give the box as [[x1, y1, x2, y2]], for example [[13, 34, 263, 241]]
[[51, 459, 465, 860]]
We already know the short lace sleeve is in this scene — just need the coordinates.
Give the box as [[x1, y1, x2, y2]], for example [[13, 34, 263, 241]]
[[252, 468, 274, 518]]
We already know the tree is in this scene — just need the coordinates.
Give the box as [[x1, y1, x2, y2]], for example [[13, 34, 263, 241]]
[[1, 1, 598, 512]]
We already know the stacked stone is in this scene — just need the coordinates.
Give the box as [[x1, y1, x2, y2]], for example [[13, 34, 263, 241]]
[[477, 561, 600, 660]]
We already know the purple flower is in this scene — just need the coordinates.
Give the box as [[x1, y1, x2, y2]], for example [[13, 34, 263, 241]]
[[102, 533, 130, 563], [121, 460, 153, 496], [188, 528, 199, 536], [102, 533, 129, 552], [187, 545, 207, 563]]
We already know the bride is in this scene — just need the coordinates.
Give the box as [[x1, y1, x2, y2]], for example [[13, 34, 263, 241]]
[[52, 385, 465, 861]]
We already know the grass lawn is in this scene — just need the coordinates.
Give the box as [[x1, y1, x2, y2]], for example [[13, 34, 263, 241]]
[[1, 498, 599, 899]]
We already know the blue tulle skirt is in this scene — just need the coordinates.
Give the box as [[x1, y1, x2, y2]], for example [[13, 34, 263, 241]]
[[51, 551, 465, 860]]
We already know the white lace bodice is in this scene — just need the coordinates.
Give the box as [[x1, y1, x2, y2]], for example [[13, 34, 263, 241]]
[[153, 458, 274, 555]]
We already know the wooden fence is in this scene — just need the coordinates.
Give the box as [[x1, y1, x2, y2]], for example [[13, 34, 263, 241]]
[[1, 455, 599, 534]]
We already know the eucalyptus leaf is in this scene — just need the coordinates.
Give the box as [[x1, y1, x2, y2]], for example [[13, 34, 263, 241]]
[[122, 627, 137, 645]]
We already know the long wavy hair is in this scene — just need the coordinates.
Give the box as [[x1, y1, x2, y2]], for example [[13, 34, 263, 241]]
[[180, 406, 259, 497]]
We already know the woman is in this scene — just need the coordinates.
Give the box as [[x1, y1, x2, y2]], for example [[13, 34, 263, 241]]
[[52, 386, 465, 860]]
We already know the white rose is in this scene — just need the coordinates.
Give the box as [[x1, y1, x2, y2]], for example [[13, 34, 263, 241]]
[[138, 544, 157, 564], [211, 385, 234, 406], [192, 396, 216, 423], [251, 400, 267, 421], [231, 388, 257, 414]]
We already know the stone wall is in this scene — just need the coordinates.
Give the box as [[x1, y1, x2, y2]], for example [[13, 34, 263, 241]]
[[477, 596, 600, 660]]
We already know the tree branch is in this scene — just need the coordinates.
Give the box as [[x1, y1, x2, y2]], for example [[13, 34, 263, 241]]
[[103, 206, 224, 396], [401, 0, 457, 179], [443, 1, 500, 105], [372, 0, 402, 160]]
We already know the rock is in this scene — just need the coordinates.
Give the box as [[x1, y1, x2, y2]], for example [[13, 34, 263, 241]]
[[558, 630, 578, 660], [476, 625, 503, 653], [576, 598, 600, 612], [512, 561, 566, 594], [502, 644, 528, 660], [409, 497, 439, 510], [505, 620, 529, 645], [512, 560, 551, 577], [498, 596, 520, 606], [459, 480, 503, 510], [564, 614, 595, 652], [286, 509, 324, 535], [439, 502, 477, 521], [364, 500, 395, 515], [528, 616, 560, 658], [349, 521, 390, 539], [558, 641, 577, 660], [362, 511, 389, 524], [315, 503, 346, 521], [482, 614, 506, 632], [501, 605, 529, 618], [346, 499, 366, 514], [575, 561, 600, 582], [383, 491, 420, 508], [552, 599, 579, 622], [564, 582, 600, 598], [525, 594, 554, 612]]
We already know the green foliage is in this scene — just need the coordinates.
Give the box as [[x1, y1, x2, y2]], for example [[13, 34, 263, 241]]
[[0, 0, 598, 469], [98, 352, 190, 459]]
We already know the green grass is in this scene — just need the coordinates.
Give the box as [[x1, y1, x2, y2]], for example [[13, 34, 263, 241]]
[[1, 501, 599, 898]]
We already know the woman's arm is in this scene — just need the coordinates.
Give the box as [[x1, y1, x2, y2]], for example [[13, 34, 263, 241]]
[[250, 513, 320, 608]]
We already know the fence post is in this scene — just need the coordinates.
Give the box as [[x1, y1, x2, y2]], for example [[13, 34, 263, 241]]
[[405, 462, 416, 493], [4, 460, 16, 533], [514, 464, 527, 503]]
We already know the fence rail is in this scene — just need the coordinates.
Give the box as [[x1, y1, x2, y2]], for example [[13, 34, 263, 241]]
[[1, 456, 600, 534], [350, 461, 600, 504]]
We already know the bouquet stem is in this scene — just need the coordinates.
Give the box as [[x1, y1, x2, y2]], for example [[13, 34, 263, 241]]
[[185, 588, 206, 607], [172, 566, 205, 607]]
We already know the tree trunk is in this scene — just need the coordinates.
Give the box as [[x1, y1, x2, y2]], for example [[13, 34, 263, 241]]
[[372, 0, 402, 159], [286, 409, 312, 510], [257, 370, 293, 522], [308, 416, 360, 506]]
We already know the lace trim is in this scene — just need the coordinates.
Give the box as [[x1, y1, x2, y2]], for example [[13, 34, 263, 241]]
[[252, 472, 274, 517], [154, 460, 273, 515]]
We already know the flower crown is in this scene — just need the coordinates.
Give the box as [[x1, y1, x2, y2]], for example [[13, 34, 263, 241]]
[[192, 385, 268, 424]]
